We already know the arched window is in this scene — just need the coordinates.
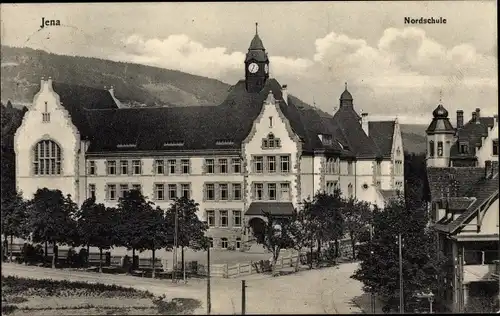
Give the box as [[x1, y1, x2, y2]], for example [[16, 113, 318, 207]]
[[33, 140, 62, 175], [429, 141, 435, 157], [437, 141, 444, 157], [221, 237, 228, 249], [262, 133, 281, 149]]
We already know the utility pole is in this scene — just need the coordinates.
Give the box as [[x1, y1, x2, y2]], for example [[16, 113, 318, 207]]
[[370, 223, 375, 313], [172, 205, 178, 283], [242, 280, 246, 315], [207, 240, 211, 315], [399, 233, 404, 314]]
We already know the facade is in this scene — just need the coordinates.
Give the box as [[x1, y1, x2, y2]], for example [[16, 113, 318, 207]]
[[425, 103, 499, 312], [14, 28, 404, 250]]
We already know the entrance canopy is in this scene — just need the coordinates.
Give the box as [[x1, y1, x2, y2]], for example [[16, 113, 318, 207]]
[[245, 202, 294, 216]]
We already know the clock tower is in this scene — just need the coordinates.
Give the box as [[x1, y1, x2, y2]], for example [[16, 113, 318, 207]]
[[245, 23, 270, 93]]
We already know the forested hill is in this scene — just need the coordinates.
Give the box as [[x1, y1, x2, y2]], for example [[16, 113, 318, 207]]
[[1, 45, 231, 107]]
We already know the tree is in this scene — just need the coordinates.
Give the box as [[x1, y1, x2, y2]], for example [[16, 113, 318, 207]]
[[76, 197, 117, 272], [351, 195, 447, 312], [342, 197, 372, 259], [115, 189, 154, 269], [164, 197, 208, 275], [303, 191, 345, 263], [27, 188, 79, 268], [255, 211, 294, 276], [1, 191, 29, 262], [134, 206, 169, 278], [286, 208, 312, 272]]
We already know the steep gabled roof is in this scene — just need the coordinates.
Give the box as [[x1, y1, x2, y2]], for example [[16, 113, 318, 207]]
[[52, 82, 119, 138], [369, 121, 396, 158], [427, 167, 485, 200], [450, 116, 495, 158], [332, 106, 379, 159]]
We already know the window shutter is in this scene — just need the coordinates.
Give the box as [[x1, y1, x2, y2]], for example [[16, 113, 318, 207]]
[[203, 184, 207, 201], [140, 160, 144, 175], [105, 184, 109, 200]]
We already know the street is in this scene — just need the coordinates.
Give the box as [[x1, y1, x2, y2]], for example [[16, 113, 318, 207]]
[[2, 261, 380, 314]]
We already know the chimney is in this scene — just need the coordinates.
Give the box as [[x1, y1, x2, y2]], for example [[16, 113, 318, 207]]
[[492, 161, 499, 177], [475, 108, 480, 118], [281, 85, 288, 105], [485, 160, 492, 178], [40, 76, 45, 86], [361, 112, 369, 136], [471, 111, 477, 122], [109, 85, 114, 95], [456, 110, 464, 128], [494, 115, 498, 124]]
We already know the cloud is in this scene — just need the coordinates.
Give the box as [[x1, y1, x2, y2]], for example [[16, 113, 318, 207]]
[[113, 27, 497, 117]]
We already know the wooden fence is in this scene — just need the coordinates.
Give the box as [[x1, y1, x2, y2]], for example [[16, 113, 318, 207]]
[[202, 254, 301, 278]]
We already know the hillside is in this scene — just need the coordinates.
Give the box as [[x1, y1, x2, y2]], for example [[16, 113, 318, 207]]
[[1, 45, 231, 107], [0, 45, 427, 153]]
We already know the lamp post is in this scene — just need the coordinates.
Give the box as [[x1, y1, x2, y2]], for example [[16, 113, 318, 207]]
[[398, 233, 404, 314], [203, 221, 211, 315], [172, 204, 178, 283], [369, 222, 375, 313]]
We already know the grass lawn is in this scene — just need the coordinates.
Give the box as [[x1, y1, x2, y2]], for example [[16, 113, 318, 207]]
[[1, 275, 201, 315]]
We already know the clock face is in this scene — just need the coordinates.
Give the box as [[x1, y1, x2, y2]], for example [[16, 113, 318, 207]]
[[248, 63, 259, 73], [264, 64, 269, 74]]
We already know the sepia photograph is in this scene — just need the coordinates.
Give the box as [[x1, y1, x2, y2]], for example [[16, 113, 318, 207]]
[[1, 1, 498, 315]]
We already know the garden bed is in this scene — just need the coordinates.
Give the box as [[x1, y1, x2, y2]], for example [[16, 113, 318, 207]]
[[1, 275, 201, 315]]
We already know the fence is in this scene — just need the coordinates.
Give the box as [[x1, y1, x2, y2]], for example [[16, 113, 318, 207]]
[[202, 253, 301, 278]]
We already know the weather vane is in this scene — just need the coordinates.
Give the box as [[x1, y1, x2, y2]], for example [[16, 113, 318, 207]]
[[439, 90, 443, 104]]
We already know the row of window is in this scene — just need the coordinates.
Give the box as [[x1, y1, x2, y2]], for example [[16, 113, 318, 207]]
[[251, 182, 291, 201], [88, 183, 143, 200], [428, 141, 444, 157], [252, 155, 290, 173], [204, 183, 243, 201], [261, 133, 281, 149], [325, 158, 341, 174], [206, 209, 242, 228], [433, 139, 499, 157], [89, 183, 192, 201], [208, 237, 242, 249], [394, 160, 403, 175]]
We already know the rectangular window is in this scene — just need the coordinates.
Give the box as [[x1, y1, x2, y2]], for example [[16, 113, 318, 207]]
[[232, 183, 242, 200], [254, 156, 263, 173], [219, 159, 228, 174], [279, 183, 290, 201], [267, 156, 276, 173], [120, 160, 128, 175], [396, 181, 403, 190], [493, 139, 499, 156], [206, 210, 215, 227], [107, 184, 117, 200], [155, 160, 164, 174], [107, 161, 116, 175], [376, 181, 381, 187], [168, 184, 177, 200], [347, 161, 354, 175], [206, 183, 215, 200], [120, 184, 129, 198], [206, 159, 215, 174], [220, 184, 229, 200], [254, 183, 263, 200], [232, 158, 241, 173], [232, 210, 242, 227], [181, 183, 190, 199], [181, 159, 190, 174], [132, 160, 141, 175], [155, 184, 165, 200], [459, 142, 469, 154], [333, 181, 339, 191], [221, 238, 228, 249], [88, 184, 96, 199], [429, 141, 435, 157], [219, 210, 228, 227], [268, 183, 277, 200], [168, 159, 176, 174], [326, 181, 334, 195], [132, 184, 142, 193], [89, 161, 96, 175], [280, 156, 290, 173]]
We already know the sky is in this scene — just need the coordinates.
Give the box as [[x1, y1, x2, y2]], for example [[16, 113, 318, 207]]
[[1, 2, 497, 124]]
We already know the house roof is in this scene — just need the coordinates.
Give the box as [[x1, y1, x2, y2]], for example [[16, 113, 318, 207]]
[[369, 121, 396, 158], [332, 106, 380, 159], [430, 166, 499, 234], [47, 79, 396, 158], [52, 82, 119, 139], [379, 189, 399, 202], [245, 202, 295, 216], [450, 116, 495, 158]]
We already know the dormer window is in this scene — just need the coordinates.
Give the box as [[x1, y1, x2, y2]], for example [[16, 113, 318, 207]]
[[262, 133, 281, 149], [42, 101, 50, 123], [319, 134, 333, 145], [493, 139, 499, 156], [459, 141, 469, 154], [163, 141, 184, 147], [216, 140, 234, 146]]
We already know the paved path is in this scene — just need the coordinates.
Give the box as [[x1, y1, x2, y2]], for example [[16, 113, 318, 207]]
[[3, 262, 375, 314]]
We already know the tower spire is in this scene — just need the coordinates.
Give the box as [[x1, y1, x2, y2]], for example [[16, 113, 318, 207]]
[[255, 22, 258, 35], [439, 89, 443, 104], [345, 82, 348, 90]]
